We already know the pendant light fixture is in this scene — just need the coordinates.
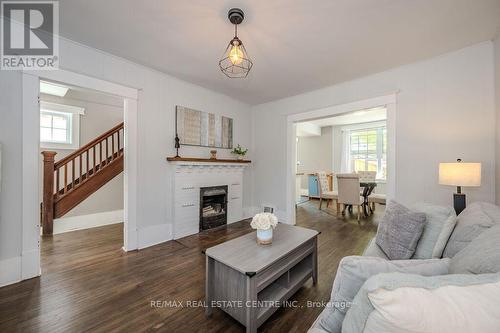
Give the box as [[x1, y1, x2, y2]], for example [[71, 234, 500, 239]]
[[219, 8, 253, 78]]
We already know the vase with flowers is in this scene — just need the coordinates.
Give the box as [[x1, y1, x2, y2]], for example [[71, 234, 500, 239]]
[[231, 144, 248, 160], [251, 212, 278, 245]]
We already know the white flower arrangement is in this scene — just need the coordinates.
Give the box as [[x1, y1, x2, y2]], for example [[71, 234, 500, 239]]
[[250, 213, 278, 230]]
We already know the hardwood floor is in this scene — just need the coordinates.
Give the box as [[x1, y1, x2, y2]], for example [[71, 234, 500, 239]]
[[0, 201, 379, 333]]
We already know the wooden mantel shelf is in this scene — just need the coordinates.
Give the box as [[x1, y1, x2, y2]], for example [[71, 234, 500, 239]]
[[166, 156, 251, 164]]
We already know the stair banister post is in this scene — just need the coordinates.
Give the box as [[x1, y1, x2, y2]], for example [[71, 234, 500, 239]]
[[41, 151, 57, 236]]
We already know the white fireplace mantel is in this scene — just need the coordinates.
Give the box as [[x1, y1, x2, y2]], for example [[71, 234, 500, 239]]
[[171, 160, 250, 170], [169, 159, 250, 239]]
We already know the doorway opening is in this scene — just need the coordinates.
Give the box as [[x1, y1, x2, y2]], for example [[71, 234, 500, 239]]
[[39, 81, 125, 233], [286, 94, 396, 225], [38, 80, 126, 272], [20, 70, 138, 282]]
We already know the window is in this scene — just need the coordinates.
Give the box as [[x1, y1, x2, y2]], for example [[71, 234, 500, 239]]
[[40, 110, 72, 144], [40, 102, 84, 150], [349, 126, 386, 180]]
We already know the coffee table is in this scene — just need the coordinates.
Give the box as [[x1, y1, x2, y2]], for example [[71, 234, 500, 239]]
[[205, 223, 319, 333]]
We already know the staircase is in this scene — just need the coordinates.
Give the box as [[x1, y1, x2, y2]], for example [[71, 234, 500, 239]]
[[41, 122, 124, 235]]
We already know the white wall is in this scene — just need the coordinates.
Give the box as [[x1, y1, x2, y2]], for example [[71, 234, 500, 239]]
[[0, 37, 252, 279], [297, 126, 333, 188], [0, 71, 23, 263], [495, 35, 500, 204], [332, 126, 342, 176], [39, 92, 124, 218], [252, 42, 496, 218]]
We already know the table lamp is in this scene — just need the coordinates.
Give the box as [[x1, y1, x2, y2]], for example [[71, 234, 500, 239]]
[[439, 159, 481, 215]]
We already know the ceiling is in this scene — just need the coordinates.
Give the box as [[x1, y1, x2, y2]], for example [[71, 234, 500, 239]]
[[58, 0, 500, 105]]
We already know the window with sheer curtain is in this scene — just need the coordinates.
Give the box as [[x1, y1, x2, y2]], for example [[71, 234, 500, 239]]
[[349, 126, 386, 180]]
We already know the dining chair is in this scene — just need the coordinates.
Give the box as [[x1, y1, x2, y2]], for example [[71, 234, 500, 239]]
[[337, 173, 364, 222], [368, 193, 386, 210], [317, 171, 338, 210]]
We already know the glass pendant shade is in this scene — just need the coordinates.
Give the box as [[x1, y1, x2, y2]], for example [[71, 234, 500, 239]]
[[219, 36, 253, 78], [229, 42, 244, 65]]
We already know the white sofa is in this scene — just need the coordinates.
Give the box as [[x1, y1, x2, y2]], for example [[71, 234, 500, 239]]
[[309, 202, 500, 333]]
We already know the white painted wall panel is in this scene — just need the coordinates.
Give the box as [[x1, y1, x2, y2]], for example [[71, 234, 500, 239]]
[[251, 42, 496, 218], [0, 37, 253, 272]]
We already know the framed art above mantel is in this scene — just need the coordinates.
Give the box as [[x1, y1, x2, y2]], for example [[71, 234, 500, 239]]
[[175, 106, 233, 149]]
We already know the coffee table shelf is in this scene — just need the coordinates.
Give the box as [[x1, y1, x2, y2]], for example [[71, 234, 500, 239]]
[[256, 253, 313, 325]]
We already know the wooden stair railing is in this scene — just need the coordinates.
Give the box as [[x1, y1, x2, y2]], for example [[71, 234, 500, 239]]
[[41, 122, 124, 235]]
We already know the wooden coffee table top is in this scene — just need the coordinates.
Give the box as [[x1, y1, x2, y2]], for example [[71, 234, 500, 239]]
[[205, 223, 318, 275]]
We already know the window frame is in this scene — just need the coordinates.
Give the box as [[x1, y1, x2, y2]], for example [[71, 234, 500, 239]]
[[40, 101, 84, 150], [347, 122, 387, 181]]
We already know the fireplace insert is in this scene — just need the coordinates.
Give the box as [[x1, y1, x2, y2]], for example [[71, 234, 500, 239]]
[[199, 185, 228, 231]]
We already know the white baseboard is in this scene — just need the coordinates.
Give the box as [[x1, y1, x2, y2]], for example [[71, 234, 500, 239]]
[[275, 210, 288, 223], [132, 206, 285, 251], [137, 223, 172, 249], [243, 206, 287, 224], [53, 209, 124, 234], [0, 256, 21, 287], [243, 206, 260, 219]]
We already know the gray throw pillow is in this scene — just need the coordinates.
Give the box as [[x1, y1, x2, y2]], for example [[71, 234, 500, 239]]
[[375, 201, 426, 260], [449, 223, 500, 274]]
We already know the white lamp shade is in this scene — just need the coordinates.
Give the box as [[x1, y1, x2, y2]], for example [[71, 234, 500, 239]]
[[439, 162, 481, 187]]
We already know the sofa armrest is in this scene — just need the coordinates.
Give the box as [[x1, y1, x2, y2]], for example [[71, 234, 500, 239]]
[[309, 256, 449, 333], [342, 272, 500, 333]]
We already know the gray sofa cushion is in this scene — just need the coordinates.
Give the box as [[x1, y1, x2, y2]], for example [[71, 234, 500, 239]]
[[443, 202, 500, 258], [362, 238, 389, 259], [449, 223, 500, 274], [312, 256, 449, 333], [412, 203, 456, 259], [342, 272, 500, 333], [375, 201, 426, 260]]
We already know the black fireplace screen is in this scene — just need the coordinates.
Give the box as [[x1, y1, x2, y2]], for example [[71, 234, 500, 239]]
[[199, 185, 228, 231]]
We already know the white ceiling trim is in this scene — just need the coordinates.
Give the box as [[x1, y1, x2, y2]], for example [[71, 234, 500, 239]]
[[289, 93, 396, 123]]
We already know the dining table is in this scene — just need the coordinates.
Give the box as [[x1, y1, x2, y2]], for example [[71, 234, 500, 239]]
[[360, 181, 377, 216]]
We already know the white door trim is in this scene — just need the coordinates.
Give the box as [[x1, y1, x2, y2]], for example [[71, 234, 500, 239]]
[[286, 93, 398, 225], [21, 69, 139, 282], [26, 68, 138, 99], [22, 73, 41, 280]]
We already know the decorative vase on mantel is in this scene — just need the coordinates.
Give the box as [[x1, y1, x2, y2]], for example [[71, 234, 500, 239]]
[[251, 213, 278, 245]]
